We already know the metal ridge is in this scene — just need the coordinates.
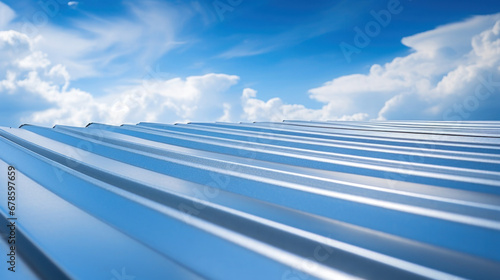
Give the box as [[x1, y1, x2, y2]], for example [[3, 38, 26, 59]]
[[1, 121, 499, 279]]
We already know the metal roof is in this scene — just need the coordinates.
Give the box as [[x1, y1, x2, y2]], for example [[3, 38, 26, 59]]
[[1, 120, 500, 279]]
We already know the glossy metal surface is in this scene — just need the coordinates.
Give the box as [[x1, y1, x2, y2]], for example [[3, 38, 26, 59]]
[[1, 121, 499, 279]]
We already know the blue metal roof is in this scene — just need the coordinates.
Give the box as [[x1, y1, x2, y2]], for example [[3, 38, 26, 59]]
[[1, 121, 499, 279]]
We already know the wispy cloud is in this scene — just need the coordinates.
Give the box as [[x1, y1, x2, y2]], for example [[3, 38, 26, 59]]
[[218, 1, 367, 59], [67, 1, 79, 8], [6, 1, 191, 79]]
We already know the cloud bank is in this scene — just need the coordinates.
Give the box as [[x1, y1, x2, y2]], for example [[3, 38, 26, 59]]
[[0, 2, 499, 127], [244, 13, 500, 122], [0, 29, 239, 126], [322, 14, 500, 121]]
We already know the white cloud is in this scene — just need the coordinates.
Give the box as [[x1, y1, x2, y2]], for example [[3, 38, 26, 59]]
[[68, 1, 78, 8], [100, 73, 239, 125], [2, 9, 500, 126], [236, 14, 500, 122], [0, 71, 16, 92], [0, 30, 239, 126], [17, 51, 51, 69], [240, 88, 368, 122], [0, 30, 32, 63], [306, 13, 500, 121], [217, 103, 232, 122], [6, 1, 190, 79], [23, 71, 239, 126]]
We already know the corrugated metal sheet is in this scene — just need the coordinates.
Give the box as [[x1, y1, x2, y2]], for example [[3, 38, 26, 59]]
[[1, 120, 499, 280]]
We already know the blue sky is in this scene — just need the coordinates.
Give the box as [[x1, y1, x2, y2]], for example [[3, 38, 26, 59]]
[[0, 0, 499, 126]]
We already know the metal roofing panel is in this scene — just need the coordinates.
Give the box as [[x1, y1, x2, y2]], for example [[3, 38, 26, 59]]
[[1, 121, 499, 279]]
